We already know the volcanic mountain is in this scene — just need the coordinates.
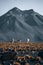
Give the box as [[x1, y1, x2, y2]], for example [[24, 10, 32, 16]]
[[0, 7, 43, 42]]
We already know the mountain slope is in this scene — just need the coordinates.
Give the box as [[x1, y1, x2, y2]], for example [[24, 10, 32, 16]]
[[0, 7, 43, 42]]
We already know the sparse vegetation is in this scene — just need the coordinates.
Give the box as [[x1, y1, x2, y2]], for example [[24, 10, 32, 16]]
[[0, 42, 43, 51], [0, 42, 43, 65]]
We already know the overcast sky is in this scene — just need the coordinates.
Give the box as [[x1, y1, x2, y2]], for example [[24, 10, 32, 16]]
[[0, 0, 43, 16]]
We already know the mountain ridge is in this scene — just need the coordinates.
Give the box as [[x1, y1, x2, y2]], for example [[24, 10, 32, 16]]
[[0, 7, 43, 42]]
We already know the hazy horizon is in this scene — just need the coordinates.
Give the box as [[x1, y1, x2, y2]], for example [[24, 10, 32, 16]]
[[0, 0, 43, 16]]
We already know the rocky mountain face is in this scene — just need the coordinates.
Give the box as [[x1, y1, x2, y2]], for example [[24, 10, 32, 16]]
[[0, 7, 43, 42]]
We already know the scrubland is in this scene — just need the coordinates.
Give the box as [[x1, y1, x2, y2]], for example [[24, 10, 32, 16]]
[[0, 42, 43, 65]]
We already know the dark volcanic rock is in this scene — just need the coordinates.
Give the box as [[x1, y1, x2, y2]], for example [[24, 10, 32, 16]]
[[38, 50, 43, 59]]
